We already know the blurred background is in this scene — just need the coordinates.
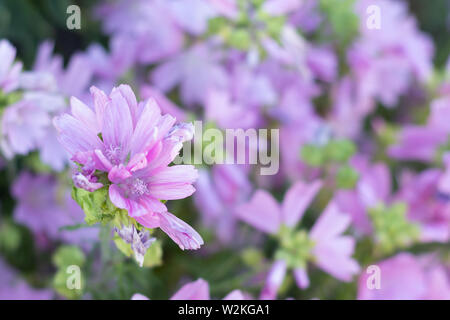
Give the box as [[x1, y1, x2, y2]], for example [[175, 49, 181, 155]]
[[0, 0, 449, 300]]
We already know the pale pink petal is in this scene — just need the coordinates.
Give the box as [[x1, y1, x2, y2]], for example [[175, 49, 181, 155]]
[[170, 279, 210, 300], [90, 86, 109, 128], [223, 290, 246, 300], [313, 236, 360, 281], [102, 89, 133, 155], [126, 152, 148, 172], [70, 96, 99, 133], [53, 114, 102, 155], [259, 260, 287, 300], [148, 183, 196, 200], [134, 211, 162, 229], [158, 211, 204, 250], [108, 165, 131, 183], [310, 201, 351, 241], [281, 180, 322, 227], [129, 98, 161, 155], [234, 190, 281, 234], [114, 84, 138, 122], [131, 293, 149, 300], [293, 267, 310, 289], [147, 165, 198, 185]]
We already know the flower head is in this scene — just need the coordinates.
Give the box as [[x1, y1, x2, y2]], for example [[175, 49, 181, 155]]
[[54, 84, 203, 251]]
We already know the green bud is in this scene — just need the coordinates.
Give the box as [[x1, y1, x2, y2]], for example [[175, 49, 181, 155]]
[[368, 202, 420, 254], [241, 248, 264, 269], [208, 17, 227, 34], [0, 222, 21, 251], [325, 139, 356, 163], [276, 226, 314, 269], [265, 16, 285, 38], [301, 144, 325, 167], [335, 165, 359, 189], [228, 29, 251, 50], [52, 245, 85, 268]]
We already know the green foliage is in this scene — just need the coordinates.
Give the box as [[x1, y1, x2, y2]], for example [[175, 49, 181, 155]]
[[71, 186, 128, 225], [319, 0, 359, 47]]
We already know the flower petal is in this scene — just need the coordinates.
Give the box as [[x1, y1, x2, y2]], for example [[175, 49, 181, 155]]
[[234, 190, 281, 234], [158, 211, 204, 250], [281, 180, 322, 227], [170, 279, 210, 300]]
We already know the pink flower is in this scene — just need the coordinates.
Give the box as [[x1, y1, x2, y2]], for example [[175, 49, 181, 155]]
[[395, 169, 450, 243], [389, 93, 450, 162], [358, 253, 450, 300], [96, 0, 183, 64], [132, 278, 246, 300], [0, 39, 22, 93], [335, 156, 391, 235], [54, 84, 203, 250], [235, 181, 360, 298], [195, 165, 251, 244], [151, 43, 228, 106]]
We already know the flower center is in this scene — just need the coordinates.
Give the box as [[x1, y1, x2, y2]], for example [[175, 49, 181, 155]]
[[106, 145, 123, 165], [130, 178, 148, 196]]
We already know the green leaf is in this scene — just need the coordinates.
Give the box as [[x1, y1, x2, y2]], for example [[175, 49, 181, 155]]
[[71, 186, 127, 225]]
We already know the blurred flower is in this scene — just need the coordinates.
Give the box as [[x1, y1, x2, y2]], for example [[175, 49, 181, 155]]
[[236, 180, 359, 298], [195, 164, 251, 243], [0, 40, 22, 94], [389, 92, 450, 162], [349, 0, 434, 108], [96, 0, 183, 64], [132, 278, 246, 300], [0, 258, 53, 300], [11, 172, 98, 248], [151, 43, 228, 106], [395, 169, 450, 243], [358, 253, 450, 300]]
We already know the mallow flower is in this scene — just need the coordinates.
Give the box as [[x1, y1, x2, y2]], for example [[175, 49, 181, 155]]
[[235, 181, 360, 299], [11, 172, 98, 249], [0, 39, 22, 94], [132, 278, 245, 300], [54, 84, 203, 254], [358, 253, 450, 300], [0, 258, 53, 300]]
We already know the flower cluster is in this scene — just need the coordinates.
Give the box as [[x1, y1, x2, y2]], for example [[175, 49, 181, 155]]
[[54, 84, 203, 255]]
